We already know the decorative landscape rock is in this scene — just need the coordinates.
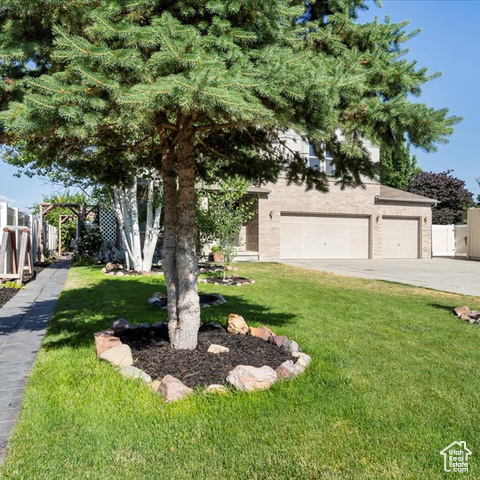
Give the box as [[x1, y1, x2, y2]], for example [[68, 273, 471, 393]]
[[159, 375, 193, 402], [135, 322, 150, 329], [249, 326, 275, 341], [204, 322, 224, 330], [226, 365, 277, 392], [199, 275, 255, 286], [226, 314, 249, 335], [95, 334, 123, 357], [207, 344, 230, 354], [453, 306, 480, 324], [99, 344, 134, 367], [93, 329, 115, 337], [281, 339, 301, 354], [120, 366, 152, 383], [276, 360, 302, 380], [292, 352, 312, 372], [95, 312, 311, 398], [269, 335, 288, 348], [207, 384, 229, 394], [454, 306, 470, 317], [103, 262, 124, 273], [151, 379, 162, 392], [152, 321, 168, 328], [199, 265, 224, 274], [150, 293, 227, 309], [111, 318, 136, 331]]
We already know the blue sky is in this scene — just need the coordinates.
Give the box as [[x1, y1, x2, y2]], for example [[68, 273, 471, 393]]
[[0, 0, 478, 211], [359, 0, 480, 198]]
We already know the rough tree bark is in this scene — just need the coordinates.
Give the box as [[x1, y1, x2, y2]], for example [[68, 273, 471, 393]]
[[160, 118, 201, 350]]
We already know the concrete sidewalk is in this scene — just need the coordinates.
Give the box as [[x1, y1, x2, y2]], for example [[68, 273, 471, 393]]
[[281, 257, 480, 297], [0, 260, 70, 465]]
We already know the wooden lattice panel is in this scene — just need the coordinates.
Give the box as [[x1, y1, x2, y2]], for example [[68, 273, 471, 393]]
[[99, 207, 117, 244]]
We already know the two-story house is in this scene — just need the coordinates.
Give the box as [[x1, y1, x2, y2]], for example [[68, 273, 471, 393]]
[[238, 132, 436, 261]]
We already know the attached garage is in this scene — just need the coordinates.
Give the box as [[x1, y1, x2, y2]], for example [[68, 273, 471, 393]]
[[280, 213, 370, 259], [381, 217, 419, 259]]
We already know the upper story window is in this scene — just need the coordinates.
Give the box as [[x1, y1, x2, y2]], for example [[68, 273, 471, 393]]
[[305, 143, 335, 175]]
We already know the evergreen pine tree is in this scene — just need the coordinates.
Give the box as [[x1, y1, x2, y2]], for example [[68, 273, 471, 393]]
[[0, 0, 460, 349]]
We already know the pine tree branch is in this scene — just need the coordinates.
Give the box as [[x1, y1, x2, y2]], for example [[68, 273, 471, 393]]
[[194, 122, 246, 132]]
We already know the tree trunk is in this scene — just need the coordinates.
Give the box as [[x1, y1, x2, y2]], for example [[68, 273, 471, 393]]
[[126, 182, 143, 270], [113, 184, 143, 271], [112, 175, 162, 272], [142, 178, 162, 272], [112, 187, 134, 270], [160, 120, 201, 350]]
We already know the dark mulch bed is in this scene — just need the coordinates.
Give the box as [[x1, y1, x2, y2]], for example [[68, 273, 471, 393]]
[[117, 325, 293, 389], [151, 293, 226, 309], [0, 263, 51, 309]]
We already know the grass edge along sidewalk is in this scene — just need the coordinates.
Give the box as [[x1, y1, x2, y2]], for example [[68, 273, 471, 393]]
[[0, 260, 70, 466], [1, 262, 479, 479]]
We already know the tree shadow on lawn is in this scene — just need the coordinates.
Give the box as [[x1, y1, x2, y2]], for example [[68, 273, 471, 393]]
[[428, 303, 459, 314], [42, 276, 296, 351]]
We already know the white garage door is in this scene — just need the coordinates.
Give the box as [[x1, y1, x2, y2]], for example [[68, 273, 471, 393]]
[[280, 214, 370, 259], [382, 217, 419, 258]]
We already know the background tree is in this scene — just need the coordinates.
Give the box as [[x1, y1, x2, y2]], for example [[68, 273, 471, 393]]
[[0, 0, 460, 349], [32, 191, 88, 253], [6, 148, 163, 272], [380, 141, 421, 190], [111, 169, 163, 272], [408, 170, 474, 224], [197, 178, 256, 278]]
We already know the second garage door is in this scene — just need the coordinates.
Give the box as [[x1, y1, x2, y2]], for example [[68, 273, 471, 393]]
[[382, 217, 419, 258], [280, 214, 370, 259]]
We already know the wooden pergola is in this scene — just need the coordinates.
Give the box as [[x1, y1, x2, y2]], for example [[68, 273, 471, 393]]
[[39, 203, 99, 260]]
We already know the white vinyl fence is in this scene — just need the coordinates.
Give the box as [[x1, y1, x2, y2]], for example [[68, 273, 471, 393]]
[[0, 201, 57, 274], [432, 224, 468, 257]]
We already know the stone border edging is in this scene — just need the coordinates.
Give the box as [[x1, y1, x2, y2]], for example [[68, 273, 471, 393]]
[[148, 292, 227, 309], [453, 306, 480, 324], [94, 314, 311, 402]]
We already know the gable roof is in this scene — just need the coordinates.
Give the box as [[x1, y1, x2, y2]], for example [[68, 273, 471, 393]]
[[376, 185, 437, 206]]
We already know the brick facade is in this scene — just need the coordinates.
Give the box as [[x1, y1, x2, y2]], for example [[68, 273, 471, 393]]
[[252, 177, 433, 261]]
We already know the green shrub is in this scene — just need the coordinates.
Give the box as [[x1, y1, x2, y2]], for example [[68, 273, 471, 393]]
[[0, 281, 25, 289], [72, 225, 103, 266]]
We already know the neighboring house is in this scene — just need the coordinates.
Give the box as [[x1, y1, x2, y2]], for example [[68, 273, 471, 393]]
[[237, 133, 437, 261], [99, 132, 438, 263]]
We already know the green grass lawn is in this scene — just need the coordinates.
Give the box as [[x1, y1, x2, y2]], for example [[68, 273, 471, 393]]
[[2, 263, 480, 479]]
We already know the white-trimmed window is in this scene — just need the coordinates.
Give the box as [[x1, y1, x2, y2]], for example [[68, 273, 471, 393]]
[[305, 143, 335, 175]]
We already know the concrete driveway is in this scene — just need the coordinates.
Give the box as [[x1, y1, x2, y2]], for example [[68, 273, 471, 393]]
[[280, 258, 480, 296]]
